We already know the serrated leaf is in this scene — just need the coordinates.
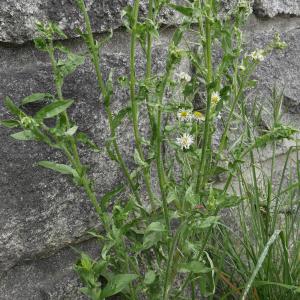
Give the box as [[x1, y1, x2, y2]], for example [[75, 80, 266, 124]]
[[21, 93, 53, 105], [35, 100, 74, 120], [37, 161, 80, 179], [0, 120, 20, 128], [101, 274, 138, 299], [11, 130, 35, 141]]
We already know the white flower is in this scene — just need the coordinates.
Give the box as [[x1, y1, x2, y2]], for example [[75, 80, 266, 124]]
[[176, 72, 192, 82], [177, 109, 192, 122], [193, 111, 205, 122], [249, 49, 265, 62], [176, 133, 194, 150], [211, 91, 221, 106]]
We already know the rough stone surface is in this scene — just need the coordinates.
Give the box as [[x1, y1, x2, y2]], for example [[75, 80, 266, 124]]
[[1, 0, 300, 298], [254, 0, 300, 17], [245, 16, 300, 129], [0, 0, 184, 44], [0, 239, 99, 300], [0, 29, 173, 273]]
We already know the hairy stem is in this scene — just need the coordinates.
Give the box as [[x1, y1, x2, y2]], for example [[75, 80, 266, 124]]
[[130, 0, 156, 209], [196, 3, 213, 193], [79, 0, 142, 205]]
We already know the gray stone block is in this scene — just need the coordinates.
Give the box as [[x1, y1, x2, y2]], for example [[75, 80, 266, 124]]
[[0, 0, 183, 44], [254, 0, 300, 17], [0, 29, 173, 273], [0, 239, 99, 300]]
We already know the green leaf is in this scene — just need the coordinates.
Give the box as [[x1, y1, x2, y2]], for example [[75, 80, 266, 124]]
[[105, 138, 118, 161], [21, 93, 53, 105], [35, 100, 74, 120], [65, 125, 78, 136], [169, 4, 193, 17], [143, 231, 163, 250], [93, 260, 108, 277], [34, 37, 48, 51], [101, 274, 138, 299], [145, 222, 166, 233], [144, 270, 156, 285], [4, 97, 21, 116], [241, 230, 281, 300], [184, 185, 196, 206], [11, 130, 35, 141], [56, 52, 85, 81], [252, 281, 300, 293], [112, 106, 131, 130], [0, 120, 20, 128], [101, 185, 124, 210], [79, 253, 93, 271], [134, 149, 148, 168], [37, 161, 80, 179], [179, 261, 211, 274], [195, 216, 220, 229], [76, 132, 100, 152], [104, 70, 114, 106], [51, 23, 68, 39]]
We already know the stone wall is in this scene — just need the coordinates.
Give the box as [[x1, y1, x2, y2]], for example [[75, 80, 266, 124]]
[[0, 1, 299, 299]]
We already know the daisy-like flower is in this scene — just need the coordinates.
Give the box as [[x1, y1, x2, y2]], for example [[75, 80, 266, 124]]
[[249, 49, 265, 62], [176, 72, 192, 83], [176, 133, 194, 150], [193, 111, 205, 122], [211, 91, 221, 106], [177, 108, 192, 122]]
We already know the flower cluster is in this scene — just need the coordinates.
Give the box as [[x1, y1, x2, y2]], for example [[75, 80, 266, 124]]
[[249, 49, 265, 62], [176, 91, 221, 150], [211, 91, 221, 106], [176, 72, 192, 83], [20, 116, 38, 129]]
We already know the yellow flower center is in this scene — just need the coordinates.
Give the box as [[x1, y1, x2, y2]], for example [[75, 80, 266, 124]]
[[193, 111, 204, 119], [182, 137, 189, 145], [211, 95, 220, 105], [180, 111, 188, 117]]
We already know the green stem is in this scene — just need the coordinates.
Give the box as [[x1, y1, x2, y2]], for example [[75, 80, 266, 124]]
[[163, 222, 185, 300], [146, 0, 155, 134], [196, 7, 213, 193], [130, 0, 156, 209], [48, 40, 82, 168], [173, 226, 213, 299], [156, 73, 171, 232], [79, 0, 142, 205], [122, 239, 138, 300]]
